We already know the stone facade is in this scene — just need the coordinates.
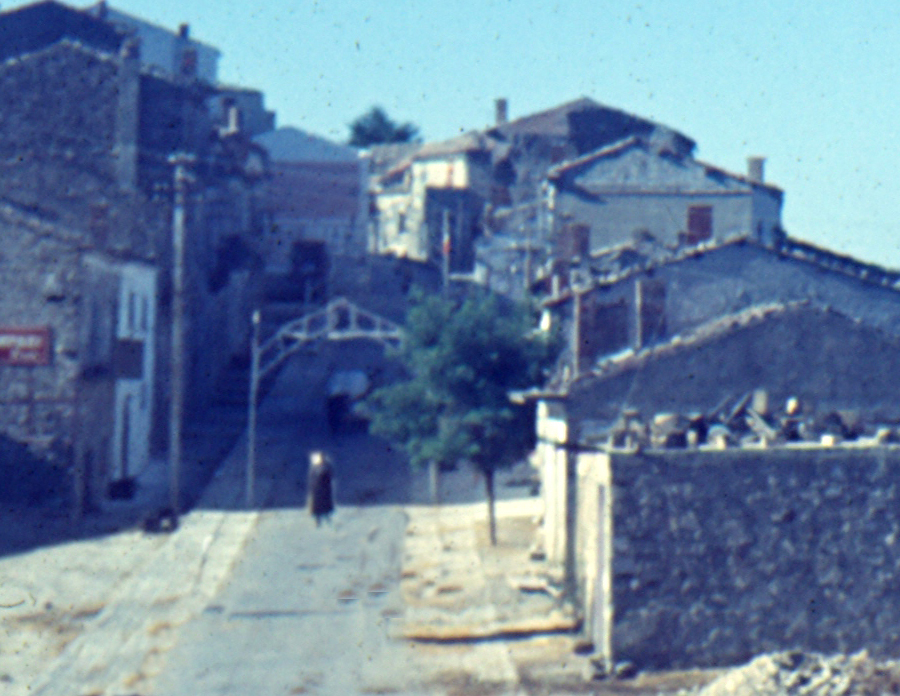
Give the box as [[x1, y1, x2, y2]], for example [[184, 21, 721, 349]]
[[0, 3, 266, 507], [544, 238, 900, 376], [573, 447, 900, 669], [369, 98, 696, 297], [533, 299, 900, 667], [0, 203, 155, 508], [546, 136, 783, 256]]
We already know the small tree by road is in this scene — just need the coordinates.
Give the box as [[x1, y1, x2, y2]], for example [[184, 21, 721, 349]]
[[366, 289, 557, 544], [348, 106, 420, 146]]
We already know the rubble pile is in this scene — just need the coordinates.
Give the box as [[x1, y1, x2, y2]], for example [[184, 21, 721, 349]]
[[606, 390, 900, 451], [692, 651, 900, 696]]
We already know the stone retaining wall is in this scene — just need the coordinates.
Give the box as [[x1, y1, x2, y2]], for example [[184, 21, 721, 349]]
[[598, 446, 900, 668]]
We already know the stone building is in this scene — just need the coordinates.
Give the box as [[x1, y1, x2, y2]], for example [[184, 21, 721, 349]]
[[563, 444, 900, 670], [253, 127, 367, 301], [530, 295, 900, 668], [541, 236, 900, 377], [368, 97, 779, 299], [545, 135, 782, 259], [371, 131, 490, 273], [0, 201, 156, 510], [0, 1, 266, 508]]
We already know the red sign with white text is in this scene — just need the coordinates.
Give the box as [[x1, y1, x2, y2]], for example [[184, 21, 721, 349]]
[[0, 327, 52, 366]]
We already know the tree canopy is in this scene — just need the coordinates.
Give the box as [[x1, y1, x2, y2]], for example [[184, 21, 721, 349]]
[[348, 106, 420, 147], [367, 289, 558, 543]]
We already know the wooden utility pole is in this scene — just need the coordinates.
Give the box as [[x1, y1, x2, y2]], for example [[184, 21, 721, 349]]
[[168, 153, 195, 515], [572, 285, 582, 379], [246, 309, 261, 507], [441, 209, 450, 297]]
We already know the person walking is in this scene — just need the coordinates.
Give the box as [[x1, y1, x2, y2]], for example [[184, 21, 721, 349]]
[[307, 450, 335, 527]]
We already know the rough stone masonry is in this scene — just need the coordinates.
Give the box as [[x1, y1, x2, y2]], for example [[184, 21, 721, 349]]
[[588, 446, 900, 669]]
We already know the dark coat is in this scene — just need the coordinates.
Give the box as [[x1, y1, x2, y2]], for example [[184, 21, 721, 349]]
[[308, 461, 334, 517]]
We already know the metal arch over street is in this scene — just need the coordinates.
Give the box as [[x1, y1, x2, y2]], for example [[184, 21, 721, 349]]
[[246, 297, 404, 506]]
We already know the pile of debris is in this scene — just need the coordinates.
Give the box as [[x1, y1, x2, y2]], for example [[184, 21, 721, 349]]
[[606, 390, 900, 451], [693, 651, 900, 696]]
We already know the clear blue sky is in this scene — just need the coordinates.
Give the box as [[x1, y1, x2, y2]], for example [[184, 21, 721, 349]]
[[58, 2, 900, 266]]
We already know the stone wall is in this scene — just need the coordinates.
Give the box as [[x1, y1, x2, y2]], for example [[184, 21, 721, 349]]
[[0, 208, 116, 504], [600, 447, 900, 669]]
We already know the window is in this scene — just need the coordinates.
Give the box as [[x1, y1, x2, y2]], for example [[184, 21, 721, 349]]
[[555, 223, 591, 260], [636, 278, 667, 347], [686, 205, 713, 244], [128, 292, 137, 332], [579, 297, 629, 365]]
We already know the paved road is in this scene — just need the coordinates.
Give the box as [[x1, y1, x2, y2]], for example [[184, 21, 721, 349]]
[[4, 346, 537, 696], [148, 506, 416, 694], [145, 349, 461, 695]]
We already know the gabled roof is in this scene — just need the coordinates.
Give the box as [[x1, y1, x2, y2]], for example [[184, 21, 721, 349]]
[[373, 131, 491, 185], [547, 134, 783, 197], [571, 301, 888, 393], [410, 130, 491, 160], [543, 235, 900, 308], [487, 96, 696, 155], [0, 36, 119, 79], [0, 1, 124, 63], [371, 97, 698, 189], [365, 141, 422, 181], [588, 301, 809, 381], [254, 127, 359, 164], [0, 197, 88, 247]]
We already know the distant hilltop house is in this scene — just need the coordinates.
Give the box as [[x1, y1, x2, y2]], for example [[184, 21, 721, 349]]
[[545, 135, 782, 260], [0, 0, 268, 512], [367, 97, 783, 298]]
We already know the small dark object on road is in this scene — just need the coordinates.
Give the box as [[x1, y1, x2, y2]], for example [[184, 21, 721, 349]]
[[143, 507, 178, 534], [308, 450, 335, 527]]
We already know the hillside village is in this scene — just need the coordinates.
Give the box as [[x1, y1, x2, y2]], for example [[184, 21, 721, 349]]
[[4, 0, 900, 692]]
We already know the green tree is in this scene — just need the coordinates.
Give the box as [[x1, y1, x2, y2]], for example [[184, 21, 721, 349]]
[[348, 106, 420, 147], [367, 289, 557, 544]]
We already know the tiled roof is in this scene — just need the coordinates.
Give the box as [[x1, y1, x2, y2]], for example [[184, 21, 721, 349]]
[[547, 134, 783, 197], [0, 198, 86, 245], [0, 1, 124, 63], [542, 236, 900, 308], [373, 131, 491, 185], [254, 127, 359, 163], [577, 301, 885, 389], [546, 135, 640, 178], [488, 96, 696, 152]]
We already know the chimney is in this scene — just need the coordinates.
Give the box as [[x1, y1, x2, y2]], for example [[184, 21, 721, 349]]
[[495, 98, 508, 127], [747, 156, 765, 183], [178, 23, 190, 39]]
